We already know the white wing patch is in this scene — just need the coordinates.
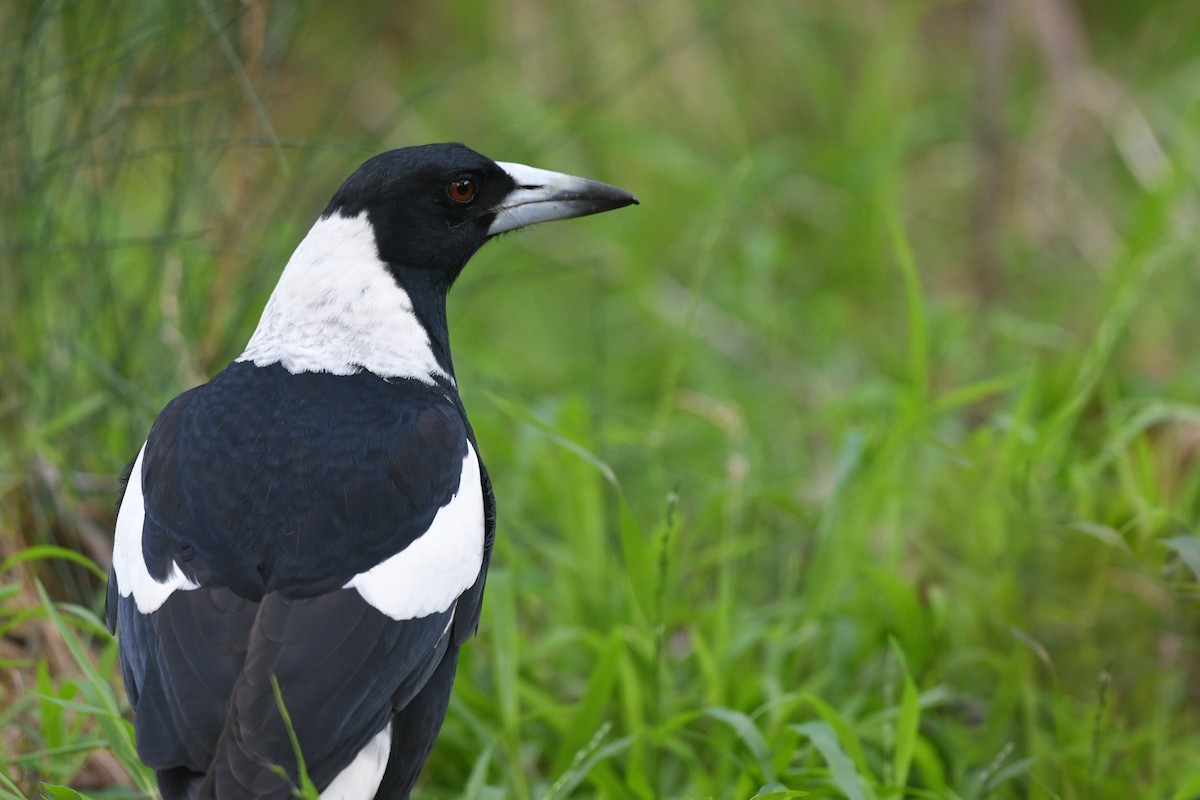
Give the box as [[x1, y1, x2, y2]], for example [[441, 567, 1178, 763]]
[[320, 723, 391, 800], [237, 212, 450, 384], [344, 443, 485, 621], [112, 446, 200, 613]]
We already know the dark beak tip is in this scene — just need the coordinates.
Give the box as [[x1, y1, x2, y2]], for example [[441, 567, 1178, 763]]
[[614, 191, 638, 208]]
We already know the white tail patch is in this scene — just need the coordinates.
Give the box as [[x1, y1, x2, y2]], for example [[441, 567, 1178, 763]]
[[320, 723, 391, 800], [344, 443, 484, 620]]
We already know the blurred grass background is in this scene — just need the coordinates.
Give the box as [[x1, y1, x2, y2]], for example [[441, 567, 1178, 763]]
[[3, 0, 1200, 797]]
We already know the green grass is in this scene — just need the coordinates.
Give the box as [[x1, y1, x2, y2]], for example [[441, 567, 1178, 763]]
[[4, 0, 1200, 797]]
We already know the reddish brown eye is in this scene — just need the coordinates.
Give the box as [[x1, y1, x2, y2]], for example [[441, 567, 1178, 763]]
[[447, 178, 476, 204]]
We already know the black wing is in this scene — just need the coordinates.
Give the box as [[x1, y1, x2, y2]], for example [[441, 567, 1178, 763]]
[[108, 362, 490, 798]]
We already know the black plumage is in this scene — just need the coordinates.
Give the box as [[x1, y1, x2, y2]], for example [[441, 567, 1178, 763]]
[[107, 143, 635, 799]]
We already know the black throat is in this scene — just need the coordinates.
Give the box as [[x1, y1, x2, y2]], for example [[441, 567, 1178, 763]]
[[386, 264, 458, 381]]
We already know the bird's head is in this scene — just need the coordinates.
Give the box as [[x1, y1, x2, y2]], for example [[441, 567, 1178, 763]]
[[240, 143, 636, 382], [322, 143, 637, 285]]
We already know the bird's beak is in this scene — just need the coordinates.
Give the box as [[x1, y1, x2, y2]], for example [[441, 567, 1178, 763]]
[[487, 162, 638, 236]]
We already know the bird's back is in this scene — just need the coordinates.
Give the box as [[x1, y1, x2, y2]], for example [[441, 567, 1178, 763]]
[[108, 362, 493, 799]]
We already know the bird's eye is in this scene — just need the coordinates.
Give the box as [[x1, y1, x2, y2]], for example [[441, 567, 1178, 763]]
[[447, 178, 477, 204]]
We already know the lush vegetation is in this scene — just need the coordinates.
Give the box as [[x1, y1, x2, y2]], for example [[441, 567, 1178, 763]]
[[3, 1, 1200, 797]]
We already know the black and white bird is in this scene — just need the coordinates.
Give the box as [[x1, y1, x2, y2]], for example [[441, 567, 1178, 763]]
[[106, 143, 636, 799]]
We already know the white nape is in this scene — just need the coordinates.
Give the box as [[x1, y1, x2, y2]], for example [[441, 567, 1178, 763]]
[[112, 447, 200, 613], [344, 443, 484, 621], [320, 723, 391, 800], [238, 212, 449, 383]]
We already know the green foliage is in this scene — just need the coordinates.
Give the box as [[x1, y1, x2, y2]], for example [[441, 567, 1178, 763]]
[[269, 676, 321, 800], [4, 0, 1200, 798]]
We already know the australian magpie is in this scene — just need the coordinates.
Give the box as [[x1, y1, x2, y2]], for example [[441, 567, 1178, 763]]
[[105, 143, 636, 800]]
